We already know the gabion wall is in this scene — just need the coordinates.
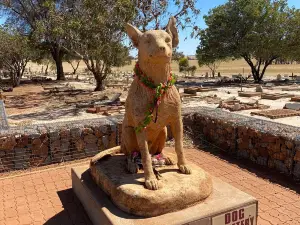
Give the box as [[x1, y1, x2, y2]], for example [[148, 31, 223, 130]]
[[0, 116, 123, 172], [183, 107, 300, 180], [1, 106, 300, 180]]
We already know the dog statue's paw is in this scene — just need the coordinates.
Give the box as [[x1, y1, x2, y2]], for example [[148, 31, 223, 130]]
[[145, 178, 160, 190], [178, 164, 192, 174]]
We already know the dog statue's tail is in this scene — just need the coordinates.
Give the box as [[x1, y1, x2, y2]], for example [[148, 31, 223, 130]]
[[90, 146, 121, 166]]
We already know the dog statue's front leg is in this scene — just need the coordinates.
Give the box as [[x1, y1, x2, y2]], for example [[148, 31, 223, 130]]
[[170, 118, 192, 174], [136, 130, 159, 190]]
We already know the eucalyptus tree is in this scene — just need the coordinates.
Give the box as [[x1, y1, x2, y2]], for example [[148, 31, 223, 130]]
[[0, 0, 75, 80], [198, 0, 293, 82], [65, 0, 134, 91], [0, 28, 36, 86]]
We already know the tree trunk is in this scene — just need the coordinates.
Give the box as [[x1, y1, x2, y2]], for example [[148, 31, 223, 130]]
[[94, 73, 105, 91], [73, 61, 80, 75], [51, 47, 65, 80], [11, 71, 21, 87], [45, 63, 49, 76], [212, 70, 215, 78]]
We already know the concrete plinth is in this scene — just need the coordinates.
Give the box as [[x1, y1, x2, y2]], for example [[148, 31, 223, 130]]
[[72, 165, 258, 225]]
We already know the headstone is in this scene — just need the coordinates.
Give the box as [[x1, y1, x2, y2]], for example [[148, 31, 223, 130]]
[[277, 74, 282, 80], [256, 85, 263, 92], [0, 100, 9, 130]]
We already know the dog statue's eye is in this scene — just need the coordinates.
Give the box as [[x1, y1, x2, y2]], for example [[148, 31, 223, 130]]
[[165, 38, 171, 43], [146, 39, 151, 44]]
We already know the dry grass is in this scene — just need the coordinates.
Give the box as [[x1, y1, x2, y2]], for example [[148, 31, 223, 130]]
[[27, 59, 300, 77]]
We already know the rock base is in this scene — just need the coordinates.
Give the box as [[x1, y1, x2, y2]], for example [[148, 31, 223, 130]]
[[72, 164, 258, 225], [89, 153, 212, 217]]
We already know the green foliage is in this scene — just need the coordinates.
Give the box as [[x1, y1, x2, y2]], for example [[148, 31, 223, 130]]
[[133, 0, 200, 37], [133, 63, 176, 133], [188, 66, 197, 76], [0, 0, 75, 80], [199, 0, 293, 82], [0, 27, 36, 86], [66, 0, 135, 91], [178, 57, 189, 72]]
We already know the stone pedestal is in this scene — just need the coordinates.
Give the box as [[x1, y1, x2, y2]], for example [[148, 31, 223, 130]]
[[89, 154, 212, 217], [72, 164, 258, 225]]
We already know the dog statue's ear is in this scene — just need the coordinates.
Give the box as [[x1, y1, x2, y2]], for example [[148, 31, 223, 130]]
[[126, 24, 143, 48], [166, 16, 179, 48]]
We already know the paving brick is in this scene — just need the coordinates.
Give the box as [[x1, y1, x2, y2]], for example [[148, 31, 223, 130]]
[[15, 205, 30, 216], [18, 214, 33, 225], [0, 148, 299, 225], [259, 211, 282, 225], [5, 216, 20, 225]]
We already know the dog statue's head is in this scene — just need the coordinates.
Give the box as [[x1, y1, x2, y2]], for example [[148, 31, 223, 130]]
[[126, 17, 179, 64]]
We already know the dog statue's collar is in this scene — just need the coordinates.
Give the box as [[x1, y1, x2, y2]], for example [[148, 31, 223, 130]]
[[133, 63, 176, 133]]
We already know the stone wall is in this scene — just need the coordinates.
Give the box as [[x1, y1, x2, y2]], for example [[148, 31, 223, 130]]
[[183, 107, 300, 180], [1, 107, 300, 180], [0, 116, 122, 172]]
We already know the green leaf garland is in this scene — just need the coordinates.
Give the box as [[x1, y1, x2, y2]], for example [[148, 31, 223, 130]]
[[133, 63, 176, 133]]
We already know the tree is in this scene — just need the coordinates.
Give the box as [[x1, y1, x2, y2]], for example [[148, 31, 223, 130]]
[[199, 0, 292, 82], [196, 45, 221, 77], [0, 28, 35, 87], [172, 49, 185, 63], [67, 0, 134, 91], [64, 55, 81, 76], [187, 65, 197, 76], [0, 0, 75, 80], [179, 57, 189, 72], [134, 0, 200, 37]]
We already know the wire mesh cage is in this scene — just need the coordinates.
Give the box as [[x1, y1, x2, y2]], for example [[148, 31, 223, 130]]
[[0, 116, 123, 174]]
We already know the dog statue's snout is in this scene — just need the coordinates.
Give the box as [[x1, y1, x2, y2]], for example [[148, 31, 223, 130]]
[[159, 46, 165, 51]]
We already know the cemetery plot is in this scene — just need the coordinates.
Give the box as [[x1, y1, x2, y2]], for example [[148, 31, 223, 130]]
[[189, 95, 222, 104], [180, 93, 197, 98], [238, 91, 261, 97], [291, 96, 300, 102], [282, 87, 300, 91], [251, 109, 300, 119], [218, 100, 269, 112], [261, 93, 295, 100], [86, 105, 125, 115], [184, 86, 218, 94]]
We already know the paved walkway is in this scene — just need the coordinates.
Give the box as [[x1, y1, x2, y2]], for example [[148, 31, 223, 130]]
[[0, 148, 300, 225]]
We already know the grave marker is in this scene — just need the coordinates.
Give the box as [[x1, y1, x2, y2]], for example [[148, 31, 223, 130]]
[[0, 100, 9, 130]]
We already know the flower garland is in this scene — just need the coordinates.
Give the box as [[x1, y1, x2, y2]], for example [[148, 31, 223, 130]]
[[133, 63, 176, 133]]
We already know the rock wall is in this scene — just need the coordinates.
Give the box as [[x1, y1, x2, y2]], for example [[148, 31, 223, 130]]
[[1, 107, 300, 180], [183, 107, 300, 180], [0, 117, 122, 172]]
